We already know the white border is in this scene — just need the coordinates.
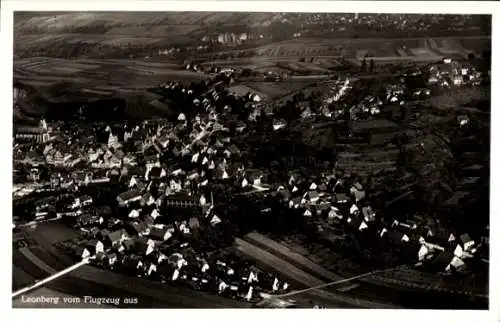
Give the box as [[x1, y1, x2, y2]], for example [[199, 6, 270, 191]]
[[1, 1, 499, 322]]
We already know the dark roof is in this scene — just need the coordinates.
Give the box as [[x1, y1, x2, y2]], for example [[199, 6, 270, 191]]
[[132, 239, 149, 254], [80, 195, 92, 202], [143, 214, 155, 226], [117, 189, 141, 201], [97, 206, 113, 216], [347, 216, 363, 229], [166, 193, 199, 203], [386, 230, 406, 244], [149, 227, 166, 240], [401, 240, 421, 254], [114, 150, 125, 159], [335, 193, 351, 202], [107, 229, 127, 243], [16, 126, 46, 134], [362, 206, 374, 217], [189, 217, 200, 229], [432, 251, 454, 269], [149, 167, 164, 178], [132, 221, 148, 233], [227, 144, 241, 154], [122, 255, 140, 269], [123, 239, 135, 249], [460, 233, 473, 244], [82, 239, 100, 249]]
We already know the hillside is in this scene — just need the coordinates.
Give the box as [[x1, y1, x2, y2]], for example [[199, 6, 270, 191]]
[[14, 12, 491, 60]]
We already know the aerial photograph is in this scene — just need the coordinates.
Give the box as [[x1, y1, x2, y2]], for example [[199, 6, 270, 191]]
[[12, 11, 491, 309]]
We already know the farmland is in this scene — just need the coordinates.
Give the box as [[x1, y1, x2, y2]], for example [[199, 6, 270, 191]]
[[14, 57, 206, 90], [233, 234, 400, 308], [233, 81, 319, 101], [211, 36, 490, 61]]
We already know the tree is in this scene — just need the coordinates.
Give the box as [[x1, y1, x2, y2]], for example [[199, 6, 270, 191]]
[[361, 59, 366, 72], [369, 59, 375, 72]]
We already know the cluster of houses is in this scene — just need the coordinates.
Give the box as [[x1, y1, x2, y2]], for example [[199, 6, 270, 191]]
[[61, 217, 290, 302], [10, 84, 295, 302], [427, 58, 483, 88], [275, 169, 485, 275], [14, 119, 52, 144], [13, 59, 488, 300]]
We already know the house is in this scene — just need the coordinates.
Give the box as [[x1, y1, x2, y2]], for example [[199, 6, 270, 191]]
[[125, 221, 148, 236], [108, 253, 118, 267], [149, 225, 175, 242], [128, 209, 140, 219], [124, 238, 150, 255], [165, 193, 201, 209], [418, 244, 430, 261], [448, 256, 466, 272], [79, 246, 91, 259], [121, 255, 142, 276], [77, 213, 100, 227], [89, 227, 101, 239], [335, 193, 351, 204], [352, 189, 366, 202], [460, 233, 475, 251], [189, 217, 201, 230], [431, 251, 454, 273], [149, 167, 167, 180], [150, 208, 161, 221], [349, 204, 359, 215], [386, 231, 410, 245], [306, 191, 320, 204], [117, 189, 142, 206], [80, 195, 93, 207], [327, 206, 342, 219], [83, 240, 105, 255], [210, 214, 222, 226], [362, 206, 376, 222], [105, 229, 129, 247], [457, 115, 470, 127], [142, 193, 156, 206], [358, 220, 369, 231]]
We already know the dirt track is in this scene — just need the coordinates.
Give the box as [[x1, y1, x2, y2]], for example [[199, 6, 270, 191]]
[[243, 232, 345, 282], [235, 238, 325, 286]]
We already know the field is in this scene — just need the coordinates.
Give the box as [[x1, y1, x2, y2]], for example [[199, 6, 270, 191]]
[[14, 57, 208, 118], [232, 80, 318, 101], [14, 57, 206, 89], [213, 36, 490, 64], [234, 235, 399, 308], [234, 237, 324, 287], [243, 232, 346, 283]]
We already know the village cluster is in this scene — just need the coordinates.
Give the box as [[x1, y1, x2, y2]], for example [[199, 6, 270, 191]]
[[12, 56, 488, 303]]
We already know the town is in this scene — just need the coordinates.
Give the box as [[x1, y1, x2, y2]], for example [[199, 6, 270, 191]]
[[12, 12, 490, 309]]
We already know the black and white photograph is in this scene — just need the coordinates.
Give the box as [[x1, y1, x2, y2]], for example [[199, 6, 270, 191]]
[[4, 0, 498, 317]]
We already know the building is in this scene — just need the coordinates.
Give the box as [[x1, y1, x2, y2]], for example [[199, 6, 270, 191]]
[[14, 119, 51, 143], [117, 189, 143, 206], [165, 193, 206, 209]]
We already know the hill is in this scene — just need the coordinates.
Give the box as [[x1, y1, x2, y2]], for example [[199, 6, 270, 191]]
[[14, 13, 491, 60]]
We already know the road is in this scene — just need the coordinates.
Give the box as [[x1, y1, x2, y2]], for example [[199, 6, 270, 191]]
[[234, 238, 402, 308]]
